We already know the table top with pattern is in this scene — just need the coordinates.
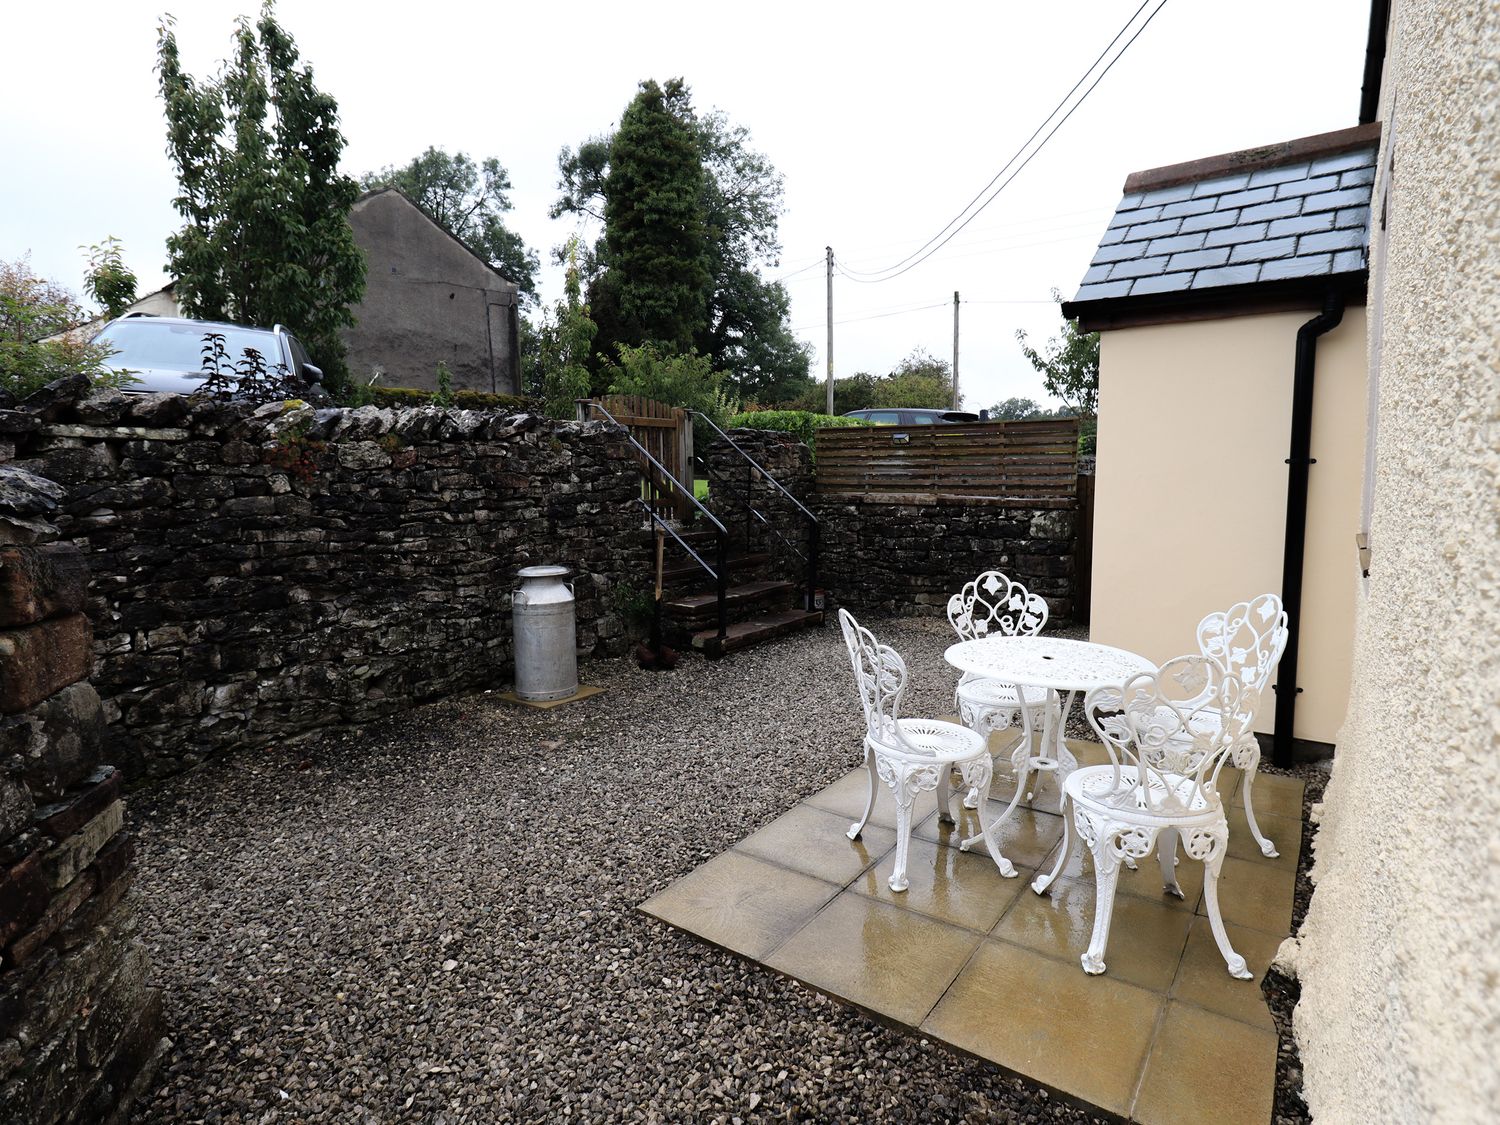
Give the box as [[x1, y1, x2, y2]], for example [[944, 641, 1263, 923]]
[[943, 635, 1156, 693]]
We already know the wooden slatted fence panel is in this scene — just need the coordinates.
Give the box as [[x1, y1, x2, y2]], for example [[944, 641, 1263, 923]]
[[583, 395, 694, 519], [814, 418, 1079, 502]]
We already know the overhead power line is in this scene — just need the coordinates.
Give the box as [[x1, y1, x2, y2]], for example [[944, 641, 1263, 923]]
[[792, 296, 1054, 332], [837, 0, 1170, 284], [769, 257, 827, 283]]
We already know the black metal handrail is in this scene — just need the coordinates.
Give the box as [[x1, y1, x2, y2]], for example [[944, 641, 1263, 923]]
[[585, 400, 727, 642], [688, 411, 818, 523], [634, 498, 718, 580], [689, 411, 820, 614], [699, 461, 806, 563], [584, 401, 727, 535]]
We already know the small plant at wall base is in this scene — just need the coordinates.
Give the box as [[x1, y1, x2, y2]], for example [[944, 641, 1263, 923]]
[[611, 580, 656, 641], [433, 361, 455, 407]]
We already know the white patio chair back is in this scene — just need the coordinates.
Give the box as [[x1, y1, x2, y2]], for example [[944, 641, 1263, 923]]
[[1084, 656, 1259, 817], [1196, 593, 1289, 695], [946, 571, 1048, 641], [838, 608, 926, 757]]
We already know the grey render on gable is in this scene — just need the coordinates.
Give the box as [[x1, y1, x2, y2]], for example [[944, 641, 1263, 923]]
[[344, 188, 521, 395], [1071, 145, 1377, 304]]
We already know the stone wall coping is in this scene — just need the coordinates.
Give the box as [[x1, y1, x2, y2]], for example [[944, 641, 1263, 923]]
[[816, 490, 1077, 510], [42, 424, 191, 442]]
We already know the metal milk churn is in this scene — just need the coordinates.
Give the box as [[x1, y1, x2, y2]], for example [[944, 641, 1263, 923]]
[[512, 565, 579, 702]]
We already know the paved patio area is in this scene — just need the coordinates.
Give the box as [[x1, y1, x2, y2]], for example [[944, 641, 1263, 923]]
[[642, 737, 1304, 1124]]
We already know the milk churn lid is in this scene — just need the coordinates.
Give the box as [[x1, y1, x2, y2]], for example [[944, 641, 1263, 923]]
[[517, 565, 570, 580]]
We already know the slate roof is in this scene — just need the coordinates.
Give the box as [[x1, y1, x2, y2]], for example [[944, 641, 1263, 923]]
[[1071, 141, 1377, 306]]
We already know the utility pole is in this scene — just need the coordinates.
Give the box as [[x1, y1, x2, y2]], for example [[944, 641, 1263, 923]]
[[952, 290, 961, 410], [825, 247, 834, 415]]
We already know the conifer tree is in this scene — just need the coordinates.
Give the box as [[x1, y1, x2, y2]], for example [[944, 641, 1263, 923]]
[[594, 79, 711, 359]]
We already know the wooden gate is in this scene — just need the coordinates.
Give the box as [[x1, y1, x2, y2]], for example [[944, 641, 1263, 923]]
[[579, 395, 695, 519]]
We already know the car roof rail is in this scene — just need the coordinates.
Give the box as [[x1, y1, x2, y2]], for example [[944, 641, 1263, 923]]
[[121, 311, 158, 319]]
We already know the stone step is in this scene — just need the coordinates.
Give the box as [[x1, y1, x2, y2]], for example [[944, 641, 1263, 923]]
[[692, 608, 824, 658], [660, 580, 795, 625]]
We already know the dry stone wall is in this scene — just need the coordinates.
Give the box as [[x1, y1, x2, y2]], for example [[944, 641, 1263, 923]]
[[702, 428, 816, 577], [0, 466, 163, 1124], [1, 376, 646, 780], [816, 495, 1077, 620], [709, 427, 1080, 620]]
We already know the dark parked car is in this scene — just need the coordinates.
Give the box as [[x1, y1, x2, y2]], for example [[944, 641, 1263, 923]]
[[93, 315, 323, 396], [842, 408, 980, 425]]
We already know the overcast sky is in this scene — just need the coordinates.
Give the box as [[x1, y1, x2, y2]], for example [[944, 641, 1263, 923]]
[[4, 0, 1369, 409]]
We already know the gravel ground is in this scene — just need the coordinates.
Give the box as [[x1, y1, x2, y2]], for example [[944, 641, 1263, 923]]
[[1259, 758, 1331, 1125], [133, 615, 1111, 1124]]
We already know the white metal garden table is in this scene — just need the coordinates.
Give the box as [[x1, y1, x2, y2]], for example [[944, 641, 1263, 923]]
[[942, 636, 1156, 874]]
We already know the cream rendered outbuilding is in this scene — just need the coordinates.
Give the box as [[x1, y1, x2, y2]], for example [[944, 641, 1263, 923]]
[[1066, 123, 1379, 754], [1090, 309, 1367, 746]]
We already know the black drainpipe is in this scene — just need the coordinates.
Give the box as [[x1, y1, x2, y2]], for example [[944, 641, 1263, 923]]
[[1273, 290, 1346, 766]]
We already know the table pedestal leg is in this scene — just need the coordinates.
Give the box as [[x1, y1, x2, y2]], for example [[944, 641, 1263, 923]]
[[1052, 690, 1079, 812], [960, 680, 1047, 873]]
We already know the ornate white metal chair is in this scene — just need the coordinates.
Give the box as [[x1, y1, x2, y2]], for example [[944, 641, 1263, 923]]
[[1192, 593, 1289, 857], [838, 609, 1004, 890], [946, 571, 1057, 809], [1033, 656, 1259, 979]]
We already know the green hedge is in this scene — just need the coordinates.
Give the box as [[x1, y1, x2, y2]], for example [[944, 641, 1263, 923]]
[[726, 410, 869, 448]]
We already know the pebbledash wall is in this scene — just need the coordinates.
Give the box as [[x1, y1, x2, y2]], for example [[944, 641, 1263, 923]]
[[0, 469, 163, 1122], [1288, 2, 1500, 1121], [708, 428, 1080, 621], [1, 377, 646, 781]]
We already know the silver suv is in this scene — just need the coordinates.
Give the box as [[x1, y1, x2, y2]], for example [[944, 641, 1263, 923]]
[[94, 315, 323, 395], [842, 408, 979, 425]]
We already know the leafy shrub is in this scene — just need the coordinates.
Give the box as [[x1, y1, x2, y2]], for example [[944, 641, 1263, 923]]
[[725, 409, 869, 449], [82, 237, 137, 319], [0, 256, 118, 397]]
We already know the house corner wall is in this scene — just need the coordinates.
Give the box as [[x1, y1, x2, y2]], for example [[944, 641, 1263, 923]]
[[1292, 2, 1500, 1121]]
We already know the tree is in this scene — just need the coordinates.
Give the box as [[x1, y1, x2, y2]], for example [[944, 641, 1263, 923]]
[[990, 396, 1043, 420], [553, 82, 811, 401], [528, 237, 597, 418], [156, 4, 366, 392], [0, 257, 117, 396], [784, 371, 878, 415], [361, 147, 539, 303], [595, 79, 711, 357], [1016, 290, 1099, 421], [873, 348, 955, 408], [694, 110, 812, 403], [82, 237, 137, 319], [605, 343, 736, 436]]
